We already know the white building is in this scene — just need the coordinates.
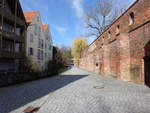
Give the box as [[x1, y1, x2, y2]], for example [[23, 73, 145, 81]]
[[24, 11, 53, 71], [41, 24, 53, 67]]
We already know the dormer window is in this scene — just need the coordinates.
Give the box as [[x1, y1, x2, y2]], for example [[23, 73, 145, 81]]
[[116, 25, 120, 35], [129, 12, 134, 26]]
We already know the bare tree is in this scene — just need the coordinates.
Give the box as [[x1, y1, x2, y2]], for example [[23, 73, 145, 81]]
[[85, 8, 103, 37], [60, 46, 72, 61], [97, 0, 112, 28], [84, 0, 126, 37], [108, 4, 127, 24]]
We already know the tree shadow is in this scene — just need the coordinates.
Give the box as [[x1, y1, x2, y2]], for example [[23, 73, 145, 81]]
[[0, 74, 88, 113]]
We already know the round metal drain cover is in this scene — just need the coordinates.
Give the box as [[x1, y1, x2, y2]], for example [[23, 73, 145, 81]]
[[93, 86, 104, 89]]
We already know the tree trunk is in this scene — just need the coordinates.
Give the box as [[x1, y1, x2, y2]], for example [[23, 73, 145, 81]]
[[102, 16, 106, 29]]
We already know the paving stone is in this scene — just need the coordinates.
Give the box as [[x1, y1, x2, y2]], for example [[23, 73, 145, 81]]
[[0, 67, 150, 113]]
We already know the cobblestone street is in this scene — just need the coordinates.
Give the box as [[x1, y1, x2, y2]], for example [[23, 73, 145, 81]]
[[0, 67, 150, 113]]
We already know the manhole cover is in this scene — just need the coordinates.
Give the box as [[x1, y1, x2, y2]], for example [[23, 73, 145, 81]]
[[24, 106, 40, 113], [93, 86, 104, 89]]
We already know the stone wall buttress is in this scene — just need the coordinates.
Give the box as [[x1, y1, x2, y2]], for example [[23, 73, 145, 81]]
[[119, 33, 131, 82]]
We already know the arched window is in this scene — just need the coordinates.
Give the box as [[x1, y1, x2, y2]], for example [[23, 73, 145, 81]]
[[102, 36, 104, 42], [108, 31, 111, 38], [96, 62, 99, 67], [116, 25, 120, 35], [129, 12, 134, 25]]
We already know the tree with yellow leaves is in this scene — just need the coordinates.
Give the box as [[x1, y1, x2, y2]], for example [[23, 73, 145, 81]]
[[71, 38, 88, 61]]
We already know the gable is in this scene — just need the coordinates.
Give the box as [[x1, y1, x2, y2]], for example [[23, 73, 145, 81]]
[[24, 11, 38, 23]]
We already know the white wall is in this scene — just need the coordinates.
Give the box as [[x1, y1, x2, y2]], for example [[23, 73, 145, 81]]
[[26, 11, 53, 71]]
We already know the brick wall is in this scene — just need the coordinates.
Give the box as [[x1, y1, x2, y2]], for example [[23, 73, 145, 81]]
[[79, 0, 150, 85]]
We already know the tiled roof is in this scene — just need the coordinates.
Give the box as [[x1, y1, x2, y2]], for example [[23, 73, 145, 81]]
[[24, 11, 38, 23], [42, 24, 49, 31]]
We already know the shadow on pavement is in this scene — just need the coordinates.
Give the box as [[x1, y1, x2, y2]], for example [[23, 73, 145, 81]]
[[0, 74, 88, 113]]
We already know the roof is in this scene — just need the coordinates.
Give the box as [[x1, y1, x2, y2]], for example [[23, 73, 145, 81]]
[[23, 11, 38, 23], [42, 24, 49, 31]]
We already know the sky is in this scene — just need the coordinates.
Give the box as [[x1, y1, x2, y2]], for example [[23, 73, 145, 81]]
[[20, 0, 136, 47]]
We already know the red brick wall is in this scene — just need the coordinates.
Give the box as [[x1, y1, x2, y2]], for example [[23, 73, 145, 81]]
[[79, 0, 150, 84]]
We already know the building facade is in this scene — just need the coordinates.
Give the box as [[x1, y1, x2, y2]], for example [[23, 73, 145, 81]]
[[42, 24, 53, 69], [0, 0, 27, 72], [79, 0, 150, 86], [24, 11, 53, 71]]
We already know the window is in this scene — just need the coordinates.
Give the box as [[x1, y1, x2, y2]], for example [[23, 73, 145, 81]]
[[37, 16, 39, 22], [38, 39, 40, 48], [37, 50, 43, 60], [49, 45, 52, 50], [38, 50, 40, 59], [41, 51, 44, 60], [38, 27, 41, 37], [16, 27, 21, 36], [96, 63, 99, 67], [38, 39, 44, 49], [46, 35, 49, 40], [45, 43, 47, 48], [3, 22, 14, 33], [45, 53, 47, 59], [41, 40, 44, 49], [129, 12, 134, 25], [108, 31, 111, 38], [116, 25, 120, 35], [30, 34, 34, 42], [4, 1, 11, 13], [101, 36, 104, 43], [34, 25, 38, 35], [0, 1, 2, 8], [29, 48, 33, 55], [49, 53, 51, 59], [15, 43, 21, 52]]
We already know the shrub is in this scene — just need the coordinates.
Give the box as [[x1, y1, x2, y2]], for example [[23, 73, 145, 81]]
[[22, 57, 40, 72], [47, 60, 64, 74]]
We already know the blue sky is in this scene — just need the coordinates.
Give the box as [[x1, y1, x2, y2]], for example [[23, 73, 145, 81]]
[[20, 0, 136, 47]]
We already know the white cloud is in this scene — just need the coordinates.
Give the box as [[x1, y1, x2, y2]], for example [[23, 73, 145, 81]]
[[71, 0, 84, 19], [54, 26, 67, 33]]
